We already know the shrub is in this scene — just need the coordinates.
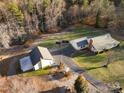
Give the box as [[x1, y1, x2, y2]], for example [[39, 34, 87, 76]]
[[58, 63, 65, 70], [74, 75, 88, 93], [64, 71, 72, 78]]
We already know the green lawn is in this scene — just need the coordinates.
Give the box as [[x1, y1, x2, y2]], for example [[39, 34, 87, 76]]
[[74, 42, 124, 87], [21, 69, 49, 77], [39, 24, 124, 87], [39, 25, 107, 48]]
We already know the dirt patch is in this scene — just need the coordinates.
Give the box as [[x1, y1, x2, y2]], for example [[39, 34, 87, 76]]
[[0, 75, 59, 93], [0, 69, 101, 93], [0, 74, 77, 93]]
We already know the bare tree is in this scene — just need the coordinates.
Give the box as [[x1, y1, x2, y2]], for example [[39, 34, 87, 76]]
[[45, 0, 66, 32], [104, 51, 115, 68]]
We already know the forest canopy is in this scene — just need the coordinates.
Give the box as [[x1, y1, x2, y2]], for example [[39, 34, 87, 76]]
[[0, 0, 124, 48]]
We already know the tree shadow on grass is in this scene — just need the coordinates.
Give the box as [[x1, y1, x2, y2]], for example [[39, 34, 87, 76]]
[[72, 49, 96, 58], [85, 66, 104, 70]]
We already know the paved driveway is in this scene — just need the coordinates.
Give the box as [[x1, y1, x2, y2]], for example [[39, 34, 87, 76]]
[[51, 46, 110, 93]]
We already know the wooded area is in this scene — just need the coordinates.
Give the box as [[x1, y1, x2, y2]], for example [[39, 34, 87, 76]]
[[0, 0, 124, 48]]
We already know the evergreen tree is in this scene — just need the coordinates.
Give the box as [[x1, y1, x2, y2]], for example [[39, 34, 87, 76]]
[[8, 2, 24, 26], [74, 75, 88, 93], [95, 9, 101, 28], [83, 0, 89, 6]]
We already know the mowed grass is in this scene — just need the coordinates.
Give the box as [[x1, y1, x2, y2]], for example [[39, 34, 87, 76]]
[[39, 25, 106, 48], [21, 69, 49, 77], [74, 42, 124, 87], [39, 24, 124, 87]]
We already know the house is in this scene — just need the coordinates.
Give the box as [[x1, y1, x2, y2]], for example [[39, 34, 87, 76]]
[[30, 46, 55, 70], [90, 34, 120, 53], [69, 37, 89, 50], [19, 46, 55, 72], [70, 34, 120, 53]]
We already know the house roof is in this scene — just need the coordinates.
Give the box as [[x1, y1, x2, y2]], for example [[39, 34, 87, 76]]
[[19, 56, 34, 72], [91, 34, 120, 52], [37, 46, 53, 60], [70, 37, 88, 50], [30, 46, 53, 64]]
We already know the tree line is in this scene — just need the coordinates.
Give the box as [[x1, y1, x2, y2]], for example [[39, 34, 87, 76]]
[[0, 0, 123, 48]]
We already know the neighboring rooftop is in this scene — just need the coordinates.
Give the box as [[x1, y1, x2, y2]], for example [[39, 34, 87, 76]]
[[91, 34, 120, 52], [70, 37, 88, 50]]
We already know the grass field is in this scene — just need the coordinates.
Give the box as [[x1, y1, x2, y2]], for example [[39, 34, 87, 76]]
[[73, 43, 124, 87], [39, 25, 124, 87], [39, 25, 106, 48], [21, 69, 49, 77]]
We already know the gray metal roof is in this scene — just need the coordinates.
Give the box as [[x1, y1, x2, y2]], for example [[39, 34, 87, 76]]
[[91, 34, 120, 52]]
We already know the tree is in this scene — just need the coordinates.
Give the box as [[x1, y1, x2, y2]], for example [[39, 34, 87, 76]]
[[82, 0, 89, 6], [45, 0, 65, 32], [95, 9, 101, 28], [7, 2, 24, 26], [103, 51, 115, 68], [0, 24, 11, 48], [27, 0, 35, 14], [74, 75, 88, 93]]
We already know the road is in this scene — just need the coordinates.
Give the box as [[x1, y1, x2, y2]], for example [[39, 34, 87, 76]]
[[51, 46, 110, 93]]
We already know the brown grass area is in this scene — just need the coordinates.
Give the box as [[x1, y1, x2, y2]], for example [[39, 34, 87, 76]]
[[0, 77, 13, 93], [0, 75, 59, 93], [32, 76, 57, 91]]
